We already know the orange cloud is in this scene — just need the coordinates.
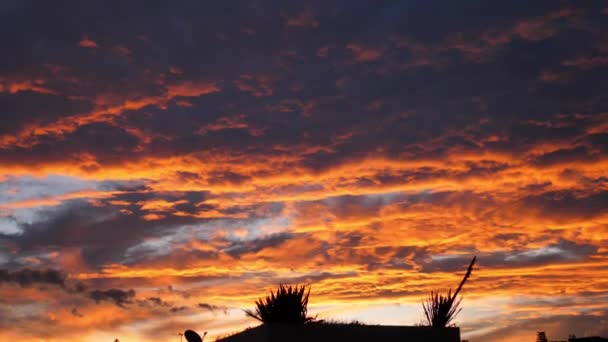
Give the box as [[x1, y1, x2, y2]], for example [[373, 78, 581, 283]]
[[562, 55, 608, 69], [0, 79, 221, 149], [538, 70, 564, 83], [78, 36, 98, 48], [112, 45, 131, 57], [166, 81, 220, 98], [233, 74, 275, 97], [287, 9, 319, 29], [143, 213, 166, 221], [8, 80, 55, 94], [346, 43, 383, 62], [513, 8, 575, 41]]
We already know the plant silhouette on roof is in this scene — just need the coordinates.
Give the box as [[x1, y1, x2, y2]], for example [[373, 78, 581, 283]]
[[535, 331, 549, 342], [422, 256, 476, 328], [244, 284, 316, 324]]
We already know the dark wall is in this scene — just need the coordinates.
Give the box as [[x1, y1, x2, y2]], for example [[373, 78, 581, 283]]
[[219, 324, 461, 342]]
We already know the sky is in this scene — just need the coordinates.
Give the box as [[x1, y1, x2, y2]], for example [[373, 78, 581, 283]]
[[1, 0, 607, 341]]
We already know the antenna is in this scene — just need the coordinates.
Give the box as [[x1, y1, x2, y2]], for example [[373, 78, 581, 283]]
[[202, 331, 208, 342]]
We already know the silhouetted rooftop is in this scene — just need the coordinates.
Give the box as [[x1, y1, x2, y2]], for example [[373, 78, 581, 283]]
[[217, 323, 461, 342], [569, 337, 608, 342]]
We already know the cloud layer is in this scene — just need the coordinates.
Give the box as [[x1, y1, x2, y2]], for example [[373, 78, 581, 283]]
[[1, 1, 608, 341]]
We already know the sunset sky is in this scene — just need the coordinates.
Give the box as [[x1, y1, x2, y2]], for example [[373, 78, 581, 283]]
[[1, 1, 608, 341]]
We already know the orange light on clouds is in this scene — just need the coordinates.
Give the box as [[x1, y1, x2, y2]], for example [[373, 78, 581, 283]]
[[2, 2, 608, 342]]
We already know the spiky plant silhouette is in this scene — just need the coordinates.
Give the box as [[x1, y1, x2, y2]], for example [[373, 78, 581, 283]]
[[422, 256, 476, 328], [244, 284, 316, 324], [536, 331, 548, 342]]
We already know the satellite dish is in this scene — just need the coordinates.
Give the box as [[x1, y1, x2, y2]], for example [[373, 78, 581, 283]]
[[184, 330, 202, 342]]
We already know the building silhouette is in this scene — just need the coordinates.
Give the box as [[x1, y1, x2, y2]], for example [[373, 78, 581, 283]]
[[568, 338, 608, 342], [216, 323, 461, 342]]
